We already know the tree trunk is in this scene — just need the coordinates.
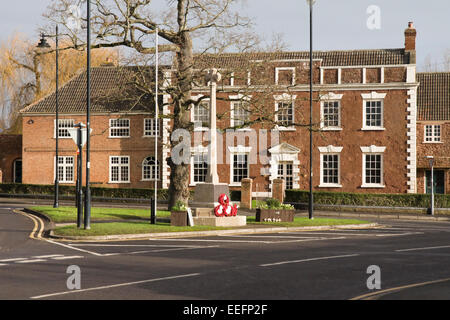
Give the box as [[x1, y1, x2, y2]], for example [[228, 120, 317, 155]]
[[167, 30, 193, 210]]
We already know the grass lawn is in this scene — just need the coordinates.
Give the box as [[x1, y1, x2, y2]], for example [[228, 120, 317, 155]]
[[30, 206, 170, 223], [53, 221, 231, 237], [51, 215, 370, 237], [247, 216, 369, 227]]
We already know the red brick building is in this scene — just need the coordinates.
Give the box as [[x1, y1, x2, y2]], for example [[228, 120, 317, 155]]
[[19, 22, 423, 196], [416, 72, 450, 194], [0, 134, 22, 183], [20, 67, 170, 190]]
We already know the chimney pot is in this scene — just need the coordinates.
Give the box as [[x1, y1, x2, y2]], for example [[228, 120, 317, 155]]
[[404, 21, 417, 63]]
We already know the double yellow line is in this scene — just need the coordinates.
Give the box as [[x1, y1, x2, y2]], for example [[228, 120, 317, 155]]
[[14, 209, 46, 239]]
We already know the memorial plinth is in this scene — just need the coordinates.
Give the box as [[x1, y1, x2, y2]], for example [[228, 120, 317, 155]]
[[191, 69, 246, 227], [192, 208, 247, 227], [193, 183, 230, 207]]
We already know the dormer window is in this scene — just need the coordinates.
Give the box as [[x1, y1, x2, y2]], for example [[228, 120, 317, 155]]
[[275, 67, 296, 86]]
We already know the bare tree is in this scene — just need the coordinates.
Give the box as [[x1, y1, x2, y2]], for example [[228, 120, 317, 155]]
[[0, 32, 119, 133], [44, 0, 256, 208], [421, 50, 450, 72]]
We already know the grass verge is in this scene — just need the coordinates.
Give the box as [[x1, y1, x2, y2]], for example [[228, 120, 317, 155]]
[[247, 216, 369, 227], [53, 221, 231, 237], [30, 206, 170, 223], [51, 216, 370, 237]]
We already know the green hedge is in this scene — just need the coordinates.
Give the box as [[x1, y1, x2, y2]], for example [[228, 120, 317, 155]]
[[285, 190, 450, 208], [0, 183, 171, 200], [0, 183, 240, 201]]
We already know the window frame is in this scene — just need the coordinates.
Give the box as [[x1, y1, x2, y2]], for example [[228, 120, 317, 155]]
[[318, 146, 343, 188], [190, 152, 208, 185], [231, 153, 249, 185], [54, 156, 75, 184], [360, 146, 386, 188], [274, 94, 296, 131], [143, 118, 159, 137], [277, 161, 294, 190], [321, 100, 342, 130], [228, 146, 251, 186], [361, 92, 386, 131], [109, 156, 130, 183], [54, 119, 75, 139], [109, 118, 130, 138], [230, 100, 251, 129], [275, 67, 296, 86], [424, 124, 442, 143], [191, 98, 210, 132]]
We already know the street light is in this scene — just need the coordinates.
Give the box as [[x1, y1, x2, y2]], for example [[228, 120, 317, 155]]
[[306, 0, 316, 219], [37, 26, 59, 208], [425, 156, 434, 216], [84, 0, 92, 230]]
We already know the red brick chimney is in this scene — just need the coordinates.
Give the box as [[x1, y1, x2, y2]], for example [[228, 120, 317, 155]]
[[405, 22, 417, 63]]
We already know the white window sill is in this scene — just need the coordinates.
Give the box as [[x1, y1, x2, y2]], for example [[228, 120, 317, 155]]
[[232, 128, 252, 132], [360, 184, 385, 188], [319, 184, 342, 188], [142, 135, 159, 138], [141, 179, 160, 182], [276, 126, 296, 132], [194, 127, 209, 132], [361, 127, 385, 131], [108, 136, 131, 139], [423, 141, 443, 144], [320, 127, 343, 132], [108, 181, 131, 184]]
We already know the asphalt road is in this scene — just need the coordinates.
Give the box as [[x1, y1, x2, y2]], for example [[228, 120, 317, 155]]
[[1, 202, 449, 302]]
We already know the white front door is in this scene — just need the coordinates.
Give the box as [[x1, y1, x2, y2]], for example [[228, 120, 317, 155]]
[[277, 161, 293, 190]]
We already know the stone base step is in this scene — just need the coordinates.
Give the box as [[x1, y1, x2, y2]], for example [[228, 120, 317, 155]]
[[194, 208, 214, 217], [193, 216, 247, 227]]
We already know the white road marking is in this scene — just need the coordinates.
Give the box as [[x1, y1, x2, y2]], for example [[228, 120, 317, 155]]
[[70, 243, 210, 248], [375, 232, 423, 237], [146, 237, 348, 244], [0, 263, 7, 266], [15, 259, 47, 264], [44, 239, 103, 256], [282, 231, 420, 237], [260, 254, 360, 267], [51, 255, 84, 260], [31, 273, 201, 299], [223, 235, 317, 239], [0, 258, 28, 262], [395, 245, 450, 252], [33, 255, 65, 259]]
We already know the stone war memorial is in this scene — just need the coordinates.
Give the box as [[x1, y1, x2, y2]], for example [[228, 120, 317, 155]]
[[192, 69, 246, 227]]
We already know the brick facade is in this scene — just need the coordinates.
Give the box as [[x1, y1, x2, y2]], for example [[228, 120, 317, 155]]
[[0, 135, 22, 183], [22, 114, 163, 189], [20, 22, 433, 197]]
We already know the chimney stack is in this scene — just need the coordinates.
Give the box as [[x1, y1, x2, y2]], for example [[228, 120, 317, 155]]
[[405, 22, 417, 63]]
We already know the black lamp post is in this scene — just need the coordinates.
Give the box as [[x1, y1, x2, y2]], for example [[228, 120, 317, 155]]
[[426, 156, 435, 216], [306, 0, 315, 220], [84, 0, 92, 230], [37, 26, 59, 208]]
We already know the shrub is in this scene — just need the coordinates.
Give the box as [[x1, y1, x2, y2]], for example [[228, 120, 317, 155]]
[[284, 190, 450, 208], [171, 200, 188, 212], [255, 198, 294, 210]]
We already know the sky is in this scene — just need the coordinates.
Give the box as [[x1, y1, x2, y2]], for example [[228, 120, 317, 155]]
[[0, 0, 449, 71]]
